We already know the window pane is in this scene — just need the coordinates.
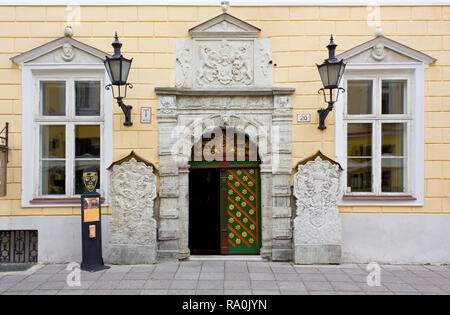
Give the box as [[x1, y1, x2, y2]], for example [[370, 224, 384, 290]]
[[382, 80, 406, 114], [74, 161, 100, 195], [382, 158, 405, 192], [41, 125, 65, 159], [41, 160, 65, 195], [382, 123, 406, 156], [75, 81, 101, 116], [347, 123, 372, 157], [347, 80, 372, 115], [75, 125, 100, 158], [41, 81, 66, 116], [347, 158, 372, 193]]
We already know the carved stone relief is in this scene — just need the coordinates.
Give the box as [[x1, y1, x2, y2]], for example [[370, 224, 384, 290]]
[[109, 158, 158, 264], [195, 40, 254, 87], [293, 156, 343, 264]]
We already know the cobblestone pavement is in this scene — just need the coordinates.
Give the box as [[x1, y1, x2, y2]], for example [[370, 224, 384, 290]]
[[1, 261, 450, 295]]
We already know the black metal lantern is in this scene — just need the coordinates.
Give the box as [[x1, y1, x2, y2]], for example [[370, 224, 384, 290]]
[[104, 33, 133, 126], [316, 35, 346, 130]]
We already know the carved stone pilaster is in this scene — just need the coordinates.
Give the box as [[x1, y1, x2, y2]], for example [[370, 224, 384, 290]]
[[293, 155, 343, 264], [109, 158, 158, 264]]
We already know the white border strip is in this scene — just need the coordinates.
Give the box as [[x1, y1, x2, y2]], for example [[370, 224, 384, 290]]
[[1, 0, 449, 6]]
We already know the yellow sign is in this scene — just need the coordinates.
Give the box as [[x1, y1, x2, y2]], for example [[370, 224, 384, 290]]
[[83, 197, 100, 222]]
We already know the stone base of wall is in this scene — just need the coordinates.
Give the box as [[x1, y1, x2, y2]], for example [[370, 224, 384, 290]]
[[109, 244, 157, 265], [294, 245, 341, 264]]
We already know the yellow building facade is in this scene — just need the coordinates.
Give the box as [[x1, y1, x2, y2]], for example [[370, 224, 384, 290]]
[[0, 1, 449, 264]]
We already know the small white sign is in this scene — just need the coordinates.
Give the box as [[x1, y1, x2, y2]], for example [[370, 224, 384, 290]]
[[140, 107, 152, 124], [297, 114, 311, 123]]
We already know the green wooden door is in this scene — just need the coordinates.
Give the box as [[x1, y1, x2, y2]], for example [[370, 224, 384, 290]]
[[221, 166, 261, 254]]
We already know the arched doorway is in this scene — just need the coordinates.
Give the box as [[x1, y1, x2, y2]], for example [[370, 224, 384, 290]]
[[189, 128, 262, 255]]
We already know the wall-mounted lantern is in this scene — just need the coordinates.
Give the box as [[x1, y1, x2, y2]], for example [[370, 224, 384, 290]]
[[316, 35, 346, 130], [104, 33, 134, 126], [0, 123, 8, 197]]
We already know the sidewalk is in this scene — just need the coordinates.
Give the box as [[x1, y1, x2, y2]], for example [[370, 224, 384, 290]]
[[1, 260, 449, 295]]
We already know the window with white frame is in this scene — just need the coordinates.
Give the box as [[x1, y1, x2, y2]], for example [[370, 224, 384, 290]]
[[35, 76, 104, 198], [344, 75, 411, 196]]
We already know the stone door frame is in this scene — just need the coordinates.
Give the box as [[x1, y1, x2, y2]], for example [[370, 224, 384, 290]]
[[155, 88, 294, 261]]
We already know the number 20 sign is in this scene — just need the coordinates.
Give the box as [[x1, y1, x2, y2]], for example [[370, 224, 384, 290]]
[[140, 107, 152, 124]]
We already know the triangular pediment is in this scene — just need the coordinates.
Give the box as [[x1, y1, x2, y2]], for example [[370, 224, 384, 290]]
[[11, 36, 110, 65], [189, 13, 260, 38], [337, 36, 436, 65]]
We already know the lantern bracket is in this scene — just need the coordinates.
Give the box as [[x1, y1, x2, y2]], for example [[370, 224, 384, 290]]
[[317, 87, 345, 130]]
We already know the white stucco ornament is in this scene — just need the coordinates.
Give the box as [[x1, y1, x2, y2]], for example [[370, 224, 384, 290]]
[[293, 154, 343, 264], [109, 158, 158, 264]]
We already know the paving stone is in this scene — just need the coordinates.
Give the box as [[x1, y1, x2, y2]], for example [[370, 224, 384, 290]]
[[274, 273, 301, 281], [0, 275, 27, 283], [59, 280, 94, 290], [250, 272, 275, 281], [29, 290, 59, 295], [38, 281, 67, 290], [197, 280, 224, 290], [150, 272, 176, 280], [36, 265, 66, 274], [277, 281, 306, 291], [271, 266, 296, 274], [224, 280, 251, 290], [2, 290, 31, 295], [299, 274, 328, 282], [86, 280, 118, 290], [84, 290, 115, 295], [8, 281, 42, 291], [99, 272, 127, 281], [280, 290, 308, 295], [199, 273, 225, 280], [130, 266, 156, 273], [174, 272, 200, 280], [224, 289, 252, 295], [171, 280, 198, 290], [116, 280, 146, 290], [309, 291, 338, 295], [384, 283, 418, 293], [253, 290, 280, 295], [293, 267, 320, 274], [409, 284, 445, 293], [105, 266, 132, 273], [324, 274, 353, 282], [338, 291, 366, 295], [225, 272, 250, 280], [111, 289, 142, 295], [144, 279, 172, 289], [251, 280, 279, 290], [141, 289, 169, 295], [22, 274, 53, 282], [57, 290, 86, 295], [196, 289, 224, 295], [168, 289, 197, 295], [330, 281, 362, 291], [304, 281, 334, 291]]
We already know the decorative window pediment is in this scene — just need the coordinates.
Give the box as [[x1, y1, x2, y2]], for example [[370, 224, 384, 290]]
[[189, 12, 261, 38], [11, 34, 109, 66], [337, 35, 436, 65], [177, 12, 271, 89]]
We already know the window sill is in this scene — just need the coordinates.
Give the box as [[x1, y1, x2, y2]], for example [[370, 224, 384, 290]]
[[343, 195, 417, 201], [30, 197, 106, 205]]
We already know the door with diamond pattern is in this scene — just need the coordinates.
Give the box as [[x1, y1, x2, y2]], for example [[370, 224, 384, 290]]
[[221, 166, 261, 254]]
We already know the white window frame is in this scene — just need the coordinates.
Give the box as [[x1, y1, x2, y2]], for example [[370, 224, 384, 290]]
[[335, 66, 424, 207], [35, 75, 105, 198], [21, 65, 113, 208]]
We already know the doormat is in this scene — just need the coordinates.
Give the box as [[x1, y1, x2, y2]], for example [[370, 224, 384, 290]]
[[0, 264, 34, 272]]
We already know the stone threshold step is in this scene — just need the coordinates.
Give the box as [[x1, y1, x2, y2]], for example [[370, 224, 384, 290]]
[[188, 255, 266, 261]]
